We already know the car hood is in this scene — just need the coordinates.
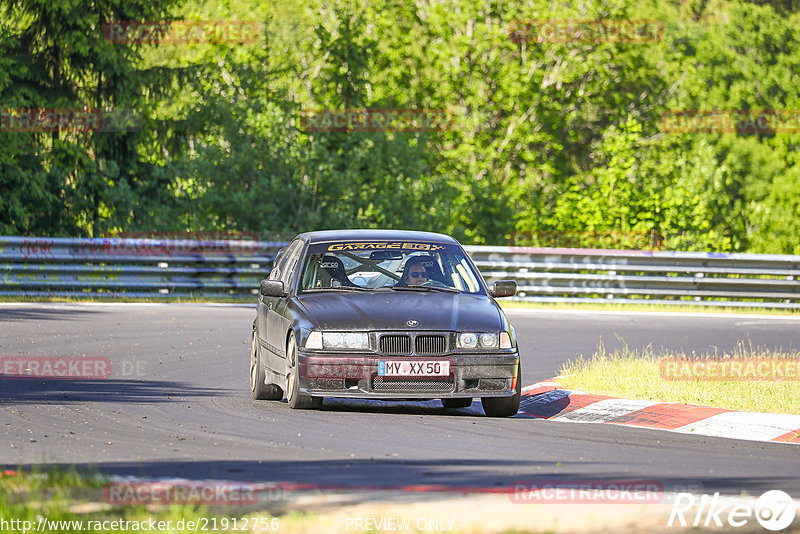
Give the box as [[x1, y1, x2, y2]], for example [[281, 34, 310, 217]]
[[295, 291, 502, 332]]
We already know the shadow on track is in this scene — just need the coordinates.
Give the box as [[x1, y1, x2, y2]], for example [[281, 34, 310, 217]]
[[5, 459, 796, 499], [0, 307, 101, 323], [315, 397, 486, 417], [0, 379, 228, 404]]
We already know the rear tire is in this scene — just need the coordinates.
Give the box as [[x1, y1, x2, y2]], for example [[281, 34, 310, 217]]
[[442, 398, 473, 409], [251, 329, 282, 400], [481, 363, 521, 417], [286, 331, 323, 410]]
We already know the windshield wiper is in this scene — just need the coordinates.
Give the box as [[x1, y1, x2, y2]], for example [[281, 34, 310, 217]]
[[306, 286, 370, 291], [389, 285, 459, 293]]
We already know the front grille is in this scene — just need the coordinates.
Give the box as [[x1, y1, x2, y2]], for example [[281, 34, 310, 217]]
[[372, 376, 454, 392], [415, 334, 447, 354], [380, 334, 411, 354]]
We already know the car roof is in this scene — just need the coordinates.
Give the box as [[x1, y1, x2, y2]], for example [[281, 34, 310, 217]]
[[297, 229, 460, 245]]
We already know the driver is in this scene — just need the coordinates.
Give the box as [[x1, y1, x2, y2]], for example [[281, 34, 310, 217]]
[[399, 257, 428, 286]]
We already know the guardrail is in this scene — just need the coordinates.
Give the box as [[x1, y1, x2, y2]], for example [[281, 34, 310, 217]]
[[471, 246, 800, 309], [1, 236, 798, 308], [0, 236, 280, 299]]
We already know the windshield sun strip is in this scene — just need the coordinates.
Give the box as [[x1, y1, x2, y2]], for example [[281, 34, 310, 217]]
[[389, 285, 459, 293]]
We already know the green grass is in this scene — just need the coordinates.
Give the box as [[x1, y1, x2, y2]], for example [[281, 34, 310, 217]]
[[2, 469, 560, 533], [557, 344, 800, 415], [0, 468, 281, 533]]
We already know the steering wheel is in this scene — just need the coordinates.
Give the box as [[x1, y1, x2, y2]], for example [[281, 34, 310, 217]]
[[421, 279, 448, 289]]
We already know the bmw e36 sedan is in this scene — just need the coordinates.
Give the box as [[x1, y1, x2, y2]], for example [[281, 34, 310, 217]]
[[250, 229, 521, 416]]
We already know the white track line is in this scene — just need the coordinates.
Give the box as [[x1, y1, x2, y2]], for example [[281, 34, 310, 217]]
[[554, 399, 660, 423], [672, 412, 800, 442]]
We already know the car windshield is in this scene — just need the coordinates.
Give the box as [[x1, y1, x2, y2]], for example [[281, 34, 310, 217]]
[[299, 240, 485, 294]]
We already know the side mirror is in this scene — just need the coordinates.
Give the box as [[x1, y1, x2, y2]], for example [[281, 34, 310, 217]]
[[490, 280, 517, 298], [260, 279, 287, 297]]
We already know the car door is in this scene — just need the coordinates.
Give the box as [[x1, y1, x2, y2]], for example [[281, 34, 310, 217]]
[[266, 239, 304, 371], [257, 241, 297, 372]]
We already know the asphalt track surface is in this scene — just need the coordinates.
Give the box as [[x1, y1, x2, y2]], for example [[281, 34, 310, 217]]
[[1, 304, 799, 496]]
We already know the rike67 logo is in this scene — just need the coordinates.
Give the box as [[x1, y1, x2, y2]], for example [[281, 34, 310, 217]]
[[669, 490, 796, 531]]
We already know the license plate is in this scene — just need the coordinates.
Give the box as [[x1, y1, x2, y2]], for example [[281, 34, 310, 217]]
[[378, 360, 450, 377]]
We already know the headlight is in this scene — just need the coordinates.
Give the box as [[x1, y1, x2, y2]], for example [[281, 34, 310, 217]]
[[321, 332, 369, 350], [478, 333, 499, 348], [457, 332, 504, 349], [457, 333, 478, 348]]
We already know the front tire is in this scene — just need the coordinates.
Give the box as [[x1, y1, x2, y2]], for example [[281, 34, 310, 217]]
[[481, 363, 521, 417], [251, 329, 282, 400], [286, 331, 322, 410]]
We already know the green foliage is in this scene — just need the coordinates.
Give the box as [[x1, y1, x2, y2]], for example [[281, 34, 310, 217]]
[[0, 0, 798, 253], [0, 0, 183, 236]]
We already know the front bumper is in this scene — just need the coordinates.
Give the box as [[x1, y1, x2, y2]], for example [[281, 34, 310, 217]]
[[297, 351, 519, 399]]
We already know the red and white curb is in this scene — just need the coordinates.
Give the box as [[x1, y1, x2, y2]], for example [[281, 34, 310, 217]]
[[520, 380, 800, 445]]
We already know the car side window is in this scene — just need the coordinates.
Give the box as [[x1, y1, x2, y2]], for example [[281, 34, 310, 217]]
[[279, 240, 304, 289], [270, 242, 298, 281]]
